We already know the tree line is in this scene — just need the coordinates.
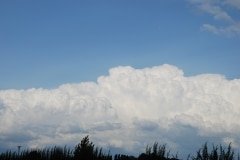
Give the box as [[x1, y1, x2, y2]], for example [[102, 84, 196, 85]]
[[0, 135, 239, 160]]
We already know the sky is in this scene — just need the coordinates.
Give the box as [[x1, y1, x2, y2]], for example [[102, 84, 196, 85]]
[[0, 0, 240, 158]]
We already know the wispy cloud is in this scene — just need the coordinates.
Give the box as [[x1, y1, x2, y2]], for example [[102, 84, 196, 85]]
[[188, 0, 240, 36], [224, 0, 240, 9], [0, 64, 240, 157], [202, 22, 240, 36]]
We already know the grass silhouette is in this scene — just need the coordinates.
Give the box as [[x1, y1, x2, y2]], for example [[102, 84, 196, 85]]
[[0, 136, 239, 160]]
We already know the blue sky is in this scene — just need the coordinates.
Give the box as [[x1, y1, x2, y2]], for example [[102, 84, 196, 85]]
[[0, 1, 240, 158], [1, 0, 239, 89]]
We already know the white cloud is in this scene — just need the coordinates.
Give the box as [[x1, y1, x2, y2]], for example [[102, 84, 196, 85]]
[[202, 22, 240, 36], [188, 0, 240, 36], [0, 64, 240, 158]]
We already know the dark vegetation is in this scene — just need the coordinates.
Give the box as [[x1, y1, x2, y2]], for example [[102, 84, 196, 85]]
[[0, 136, 239, 160]]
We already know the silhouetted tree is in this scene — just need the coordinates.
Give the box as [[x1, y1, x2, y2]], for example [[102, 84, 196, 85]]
[[74, 135, 95, 160], [114, 154, 137, 160], [26, 150, 42, 160]]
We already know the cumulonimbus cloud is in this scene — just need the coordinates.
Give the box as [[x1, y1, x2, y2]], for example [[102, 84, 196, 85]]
[[0, 64, 240, 157]]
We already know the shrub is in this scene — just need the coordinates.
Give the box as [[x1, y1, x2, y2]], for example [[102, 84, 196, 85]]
[[191, 143, 235, 160]]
